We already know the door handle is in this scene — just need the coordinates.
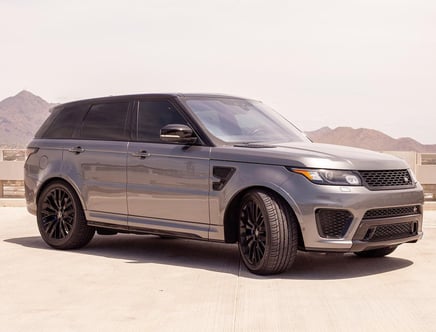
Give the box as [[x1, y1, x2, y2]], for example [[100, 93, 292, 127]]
[[132, 150, 150, 159], [68, 146, 85, 154]]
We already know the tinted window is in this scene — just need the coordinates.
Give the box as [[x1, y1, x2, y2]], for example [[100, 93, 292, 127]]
[[37, 104, 89, 139], [34, 107, 62, 138], [184, 98, 309, 144], [80, 102, 129, 140], [137, 100, 187, 142]]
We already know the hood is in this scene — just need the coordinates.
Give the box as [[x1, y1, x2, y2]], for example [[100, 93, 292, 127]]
[[210, 142, 409, 170]]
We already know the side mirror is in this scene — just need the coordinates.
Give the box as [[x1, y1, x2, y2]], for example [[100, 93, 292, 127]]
[[160, 124, 198, 144]]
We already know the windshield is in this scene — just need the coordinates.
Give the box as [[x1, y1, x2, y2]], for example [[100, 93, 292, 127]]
[[183, 97, 309, 144]]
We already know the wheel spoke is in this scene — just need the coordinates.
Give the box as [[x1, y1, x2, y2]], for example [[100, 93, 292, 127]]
[[248, 240, 256, 263], [240, 197, 267, 266], [255, 205, 262, 224], [63, 218, 73, 234], [48, 220, 58, 238], [53, 189, 61, 209], [60, 220, 68, 237], [42, 216, 57, 233], [248, 202, 257, 227], [243, 215, 254, 232], [255, 243, 262, 263], [258, 240, 266, 254], [63, 216, 74, 229], [42, 202, 57, 214]]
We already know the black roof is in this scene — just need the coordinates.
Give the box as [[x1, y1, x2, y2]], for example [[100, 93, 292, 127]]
[[55, 93, 248, 109]]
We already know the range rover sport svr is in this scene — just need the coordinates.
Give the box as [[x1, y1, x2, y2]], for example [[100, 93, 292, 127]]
[[24, 94, 424, 275]]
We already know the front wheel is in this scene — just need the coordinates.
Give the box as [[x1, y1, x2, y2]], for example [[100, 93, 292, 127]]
[[238, 190, 298, 275], [354, 245, 398, 258], [37, 181, 95, 249]]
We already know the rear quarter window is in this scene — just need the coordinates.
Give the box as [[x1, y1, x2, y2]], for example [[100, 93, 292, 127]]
[[36, 104, 89, 139]]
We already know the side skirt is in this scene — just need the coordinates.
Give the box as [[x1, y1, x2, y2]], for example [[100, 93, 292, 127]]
[[85, 211, 225, 242]]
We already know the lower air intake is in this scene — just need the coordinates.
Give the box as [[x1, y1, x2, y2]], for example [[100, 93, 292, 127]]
[[364, 222, 417, 242], [316, 209, 353, 239]]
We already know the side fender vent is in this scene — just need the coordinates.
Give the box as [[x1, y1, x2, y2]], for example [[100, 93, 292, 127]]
[[212, 167, 236, 191]]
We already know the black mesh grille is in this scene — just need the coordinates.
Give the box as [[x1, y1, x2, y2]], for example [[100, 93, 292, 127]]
[[358, 169, 414, 190], [364, 222, 417, 242], [363, 206, 420, 220], [316, 209, 353, 239]]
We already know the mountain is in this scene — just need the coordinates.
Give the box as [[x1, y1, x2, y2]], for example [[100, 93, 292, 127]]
[[306, 126, 436, 153], [0, 90, 53, 148]]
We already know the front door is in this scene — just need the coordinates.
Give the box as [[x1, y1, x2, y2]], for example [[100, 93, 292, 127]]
[[126, 99, 210, 238]]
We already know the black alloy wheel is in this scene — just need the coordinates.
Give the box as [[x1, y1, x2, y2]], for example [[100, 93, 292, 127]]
[[238, 190, 298, 275], [37, 181, 95, 249]]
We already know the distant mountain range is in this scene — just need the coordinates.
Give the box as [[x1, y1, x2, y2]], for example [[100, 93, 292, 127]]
[[0, 90, 54, 148], [306, 127, 436, 153], [0, 90, 435, 152]]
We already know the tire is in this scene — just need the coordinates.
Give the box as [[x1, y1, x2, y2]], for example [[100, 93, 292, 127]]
[[354, 245, 397, 258], [238, 190, 298, 275], [37, 181, 95, 249]]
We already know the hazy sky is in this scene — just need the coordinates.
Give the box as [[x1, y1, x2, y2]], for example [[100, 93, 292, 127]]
[[1, 0, 435, 143]]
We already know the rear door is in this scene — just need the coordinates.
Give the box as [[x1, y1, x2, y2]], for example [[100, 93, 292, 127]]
[[62, 101, 130, 226], [126, 99, 210, 237]]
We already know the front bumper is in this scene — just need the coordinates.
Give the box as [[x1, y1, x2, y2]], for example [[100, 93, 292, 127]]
[[282, 175, 424, 252]]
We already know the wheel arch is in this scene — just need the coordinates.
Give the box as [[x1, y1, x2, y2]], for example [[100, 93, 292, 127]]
[[223, 185, 304, 247], [36, 176, 86, 212]]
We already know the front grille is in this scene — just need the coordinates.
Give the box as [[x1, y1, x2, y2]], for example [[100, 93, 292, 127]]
[[358, 169, 414, 190], [363, 206, 421, 220], [364, 222, 417, 242], [316, 209, 353, 239]]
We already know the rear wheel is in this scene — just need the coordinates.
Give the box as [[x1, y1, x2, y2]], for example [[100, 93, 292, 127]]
[[354, 245, 397, 258], [238, 190, 298, 275], [37, 181, 95, 249]]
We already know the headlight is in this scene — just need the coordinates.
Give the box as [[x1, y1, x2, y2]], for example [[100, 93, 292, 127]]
[[289, 168, 362, 186]]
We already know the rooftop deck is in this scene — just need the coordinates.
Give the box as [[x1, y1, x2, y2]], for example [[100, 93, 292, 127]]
[[1, 207, 435, 331]]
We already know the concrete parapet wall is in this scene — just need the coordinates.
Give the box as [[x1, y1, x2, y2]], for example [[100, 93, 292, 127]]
[[0, 160, 25, 198], [0, 161, 25, 180], [416, 165, 436, 184]]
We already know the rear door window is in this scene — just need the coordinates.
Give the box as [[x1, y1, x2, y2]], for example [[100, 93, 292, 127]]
[[80, 102, 129, 140]]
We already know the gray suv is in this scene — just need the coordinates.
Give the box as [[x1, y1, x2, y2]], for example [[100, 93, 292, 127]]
[[24, 94, 424, 275]]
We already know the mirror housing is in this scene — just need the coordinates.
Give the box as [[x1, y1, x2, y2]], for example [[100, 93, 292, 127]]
[[160, 124, 198, 144]]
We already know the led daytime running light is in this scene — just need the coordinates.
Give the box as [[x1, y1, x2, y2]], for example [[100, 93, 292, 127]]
[[290, 168, 361, 186]]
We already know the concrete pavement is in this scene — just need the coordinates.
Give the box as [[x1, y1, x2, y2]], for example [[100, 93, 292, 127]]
[[1, 207, 436, 331]]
